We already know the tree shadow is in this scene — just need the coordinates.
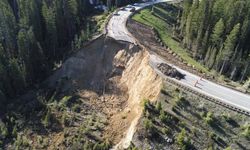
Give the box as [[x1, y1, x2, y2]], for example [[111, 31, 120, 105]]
[[211, 121, 226, 136], [213, 136, 228, 148], [236, 141, 247, 150]]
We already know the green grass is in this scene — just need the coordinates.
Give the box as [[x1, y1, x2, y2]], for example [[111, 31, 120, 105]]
[[132, 7, 209, 73], [93, 9, 115, 33]]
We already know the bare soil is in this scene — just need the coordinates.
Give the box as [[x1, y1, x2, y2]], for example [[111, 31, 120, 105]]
[[5, 35, 162, 149], [127, 19, 209, 79]]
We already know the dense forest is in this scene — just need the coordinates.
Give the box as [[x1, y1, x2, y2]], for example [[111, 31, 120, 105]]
[[0, 0, 94, 105], [175, 0, 250, 81], [0, 0, 137, 108]]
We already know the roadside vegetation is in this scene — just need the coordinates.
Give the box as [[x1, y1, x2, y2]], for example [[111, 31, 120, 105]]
[[132, 2, 250, 92], [132, 4, 209, 73], [132, 82, 250, 149]]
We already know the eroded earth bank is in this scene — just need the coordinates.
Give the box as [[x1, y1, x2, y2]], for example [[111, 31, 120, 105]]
[[48, 36, 162, 149], [5, 35, 162, 149]]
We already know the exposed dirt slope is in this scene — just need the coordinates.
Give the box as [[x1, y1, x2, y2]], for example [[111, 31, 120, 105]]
[[110, 48, 162, 149], [39, 36, 161, 149]]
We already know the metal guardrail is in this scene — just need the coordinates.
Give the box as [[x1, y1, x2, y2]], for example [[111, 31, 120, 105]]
[[105, 1, 250, 117], [162, 76, 250, 116], [123, 2, 250, 117]]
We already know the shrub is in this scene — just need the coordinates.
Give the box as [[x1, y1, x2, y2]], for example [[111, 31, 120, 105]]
[[174, 94, 186, 107], [156, 101, 162, 112], [159, 110, 171, 124], [159, 111, 166, 122], [175, 88, 180, 93], [204, 112, 215, 125], [14, 134, 30, 148], [224, 146, 232, 150], [61, 112, 67, 127], [12, 125, 18, 138], [92, 140, 111, 150], [83, 141, 91, 150], [72, 104, 81, 113], [59, 96, 72, 107], [143, 118, 154, 133], [160, 89, 168, 95], [176, 128, 192, 150], [179, 121, 186, 128], [142, 99, 150, 110], [162, 127, 170, 135], [222, 113, 231, 122], [0, 122, 8, 138], [42, 109, 52, 128], [241, 122, 250, 139]]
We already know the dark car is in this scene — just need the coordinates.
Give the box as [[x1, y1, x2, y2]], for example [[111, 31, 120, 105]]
[[130, 7, 136, 12]]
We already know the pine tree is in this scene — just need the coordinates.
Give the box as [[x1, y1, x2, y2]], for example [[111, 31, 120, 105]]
[[211, 18, 225, 48], [219, 23, 241, 74], [115, 0, 121, 7], [107, 0, 112, 11], [0, 0, 17, 57], [184, 0, 199, 49], [180, 0, 193, 34], [194, 0, 211, 56], [8, 59, 26, 95], [42, 1, 58, 60]]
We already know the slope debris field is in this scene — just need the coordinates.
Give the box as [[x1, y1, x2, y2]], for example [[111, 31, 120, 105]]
[[1, 34, 161, 149], [2, 0, 250, 149]]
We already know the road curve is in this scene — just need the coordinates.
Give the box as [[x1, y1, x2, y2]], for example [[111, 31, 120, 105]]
[[107, 0, 173, 44], [107, 0, 250, 114]]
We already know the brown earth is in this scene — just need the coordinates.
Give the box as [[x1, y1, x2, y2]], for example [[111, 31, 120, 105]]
[[42, 36, 162, 149], [127, 18, 250, 94], [127, 19, 209, 79]]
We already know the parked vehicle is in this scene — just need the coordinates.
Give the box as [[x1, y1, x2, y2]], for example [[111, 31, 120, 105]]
[[130, 7, 136, 12]]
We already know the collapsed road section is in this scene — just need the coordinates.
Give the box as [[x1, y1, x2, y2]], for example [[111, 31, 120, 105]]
[[45, 36, 162, 149]]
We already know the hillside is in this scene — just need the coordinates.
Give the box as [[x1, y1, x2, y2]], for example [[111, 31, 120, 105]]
[[132, 81, 250, 149], [1, 0, 250, 149]]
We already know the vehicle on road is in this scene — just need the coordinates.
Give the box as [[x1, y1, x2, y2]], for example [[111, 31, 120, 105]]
[[120, 7, 126, 11], [113, 11, 120, 16], [130, 7, 136, 12], [127, 5, 133, 8]]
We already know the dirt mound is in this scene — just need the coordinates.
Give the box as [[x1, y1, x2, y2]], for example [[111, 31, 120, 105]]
[[157, 63, 185, 80]]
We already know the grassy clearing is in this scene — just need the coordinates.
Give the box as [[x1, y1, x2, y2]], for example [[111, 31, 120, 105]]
[[93, 12, 110, 33], [132, 6, 209, 73], [93, 8, 116, 33]]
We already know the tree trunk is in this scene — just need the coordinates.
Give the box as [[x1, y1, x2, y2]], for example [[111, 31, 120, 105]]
[[230, 65, 237, 80], [240, 63, 249, 82], [219, 60, 226, 75]]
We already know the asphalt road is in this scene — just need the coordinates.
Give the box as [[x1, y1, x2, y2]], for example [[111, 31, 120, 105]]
[[107, 0, 173, 44], [107, 1, 250, 113]]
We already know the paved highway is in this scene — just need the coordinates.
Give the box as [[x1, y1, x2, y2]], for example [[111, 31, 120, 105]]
[[107, 0, 250, 114], [107, 0, 173, 44]]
